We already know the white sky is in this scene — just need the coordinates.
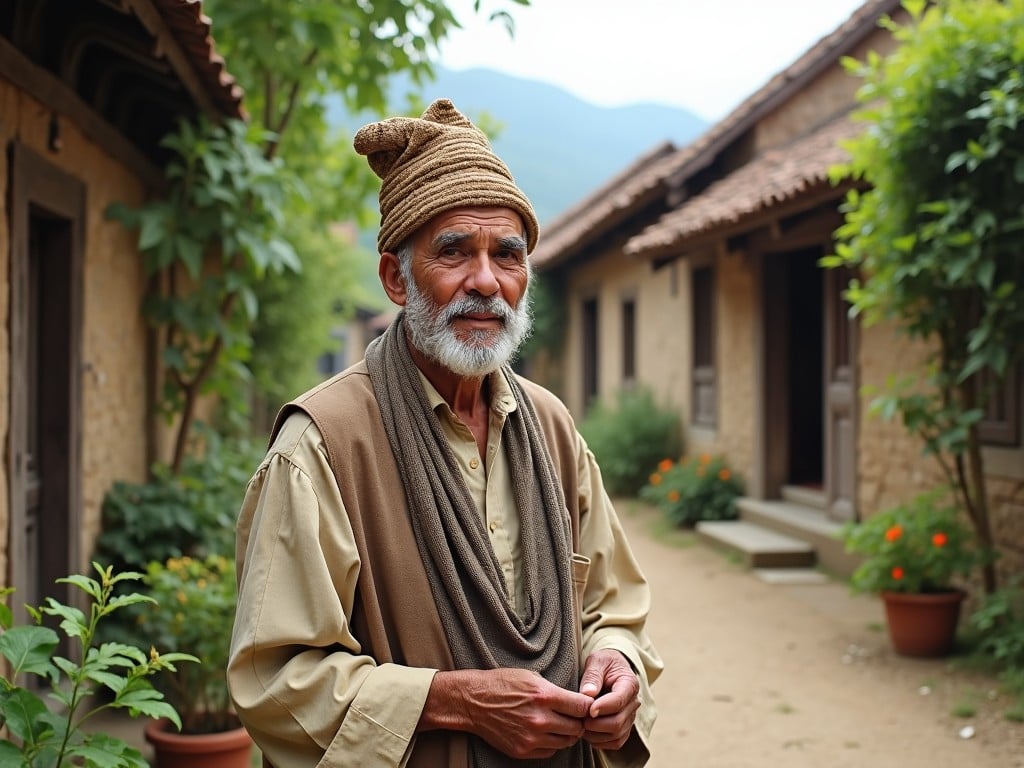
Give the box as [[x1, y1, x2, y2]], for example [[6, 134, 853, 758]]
[[439, 0, 869, 121]]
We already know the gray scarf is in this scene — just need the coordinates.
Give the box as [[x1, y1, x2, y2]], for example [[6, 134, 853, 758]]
[[365, 313, 594, 768]]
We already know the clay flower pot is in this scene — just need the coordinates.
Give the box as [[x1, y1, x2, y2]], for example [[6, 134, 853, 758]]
[[881, 589, 965, 657], [144, 718, 253, 768]]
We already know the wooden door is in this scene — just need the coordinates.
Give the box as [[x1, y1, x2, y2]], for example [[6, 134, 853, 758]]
[[8, 143, 84, 627]]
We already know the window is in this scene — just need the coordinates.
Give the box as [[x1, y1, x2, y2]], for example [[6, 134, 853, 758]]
[[622, 297, 636, 383], [582, 298, 599, 410], [692, 266, 716, 428], [978, 364, 1021, 447]]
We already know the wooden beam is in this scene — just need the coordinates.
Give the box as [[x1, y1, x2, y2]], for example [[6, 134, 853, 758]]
[[0, 36, 163, 189], [122, 0, 219, 117]]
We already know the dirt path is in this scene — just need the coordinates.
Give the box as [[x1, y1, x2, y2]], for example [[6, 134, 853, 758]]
[[616, 500, 1024, 768]]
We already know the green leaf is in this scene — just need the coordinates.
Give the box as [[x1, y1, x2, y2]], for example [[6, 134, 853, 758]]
[[0, 685, 51, 741], [175, 236, 204, 280], [137, 208, 168, 252], [0, 626, 59, 677]]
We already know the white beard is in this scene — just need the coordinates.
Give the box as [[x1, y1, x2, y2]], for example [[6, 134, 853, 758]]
[[402, 276, 533, 377]]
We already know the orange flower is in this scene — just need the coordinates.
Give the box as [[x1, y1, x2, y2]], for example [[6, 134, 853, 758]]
[[718, 468, 731, 481], [932, 532, 948, 548], [667, 490, 681, 502], [891, 566, 905, 581], [699, 453, 711, 465], [658, 458, 674, 473], [884, 525, 903, 543], [649, 473, 662, 486]]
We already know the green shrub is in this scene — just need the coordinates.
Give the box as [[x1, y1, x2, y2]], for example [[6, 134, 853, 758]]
[[967, 579, 1024, 719], [92, 431, 263, 650], [639, 454, 744, 526], [578, 389, 683, 497], [94, 430, 262, 574]]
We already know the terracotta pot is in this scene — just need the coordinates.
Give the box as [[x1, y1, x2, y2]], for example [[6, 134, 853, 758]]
[[144, 717, 253, 768], [881, 589, 965, 658]]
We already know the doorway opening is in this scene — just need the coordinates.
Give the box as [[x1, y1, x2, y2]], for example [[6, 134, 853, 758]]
[[9, 144, 83, 654], [785, 248, 824, 488]]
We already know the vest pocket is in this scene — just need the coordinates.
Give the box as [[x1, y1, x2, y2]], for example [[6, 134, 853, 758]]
[[570, 554, 591, 660]]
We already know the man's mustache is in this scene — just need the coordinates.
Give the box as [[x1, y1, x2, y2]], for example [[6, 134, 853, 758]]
[[440, 296, 514, 326]]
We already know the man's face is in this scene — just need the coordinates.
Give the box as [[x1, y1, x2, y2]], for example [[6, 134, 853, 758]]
[[401, 207, 533, 377]]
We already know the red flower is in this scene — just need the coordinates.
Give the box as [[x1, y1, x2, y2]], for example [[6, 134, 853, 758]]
[[658, 458, 674, 473], [884, 525, 903, 543], [932, 532, 948, 548], [891, 566, 905, 581]]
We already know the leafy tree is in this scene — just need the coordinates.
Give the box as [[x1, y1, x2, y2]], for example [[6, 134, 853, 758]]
[[204, 0, 532, 415], [826, 0, 1024, 593]]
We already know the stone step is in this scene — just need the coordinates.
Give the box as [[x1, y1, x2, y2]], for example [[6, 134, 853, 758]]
[[695, 519, 817, 569], [781, 484, 826, 510], [736, 497, 860, 578]]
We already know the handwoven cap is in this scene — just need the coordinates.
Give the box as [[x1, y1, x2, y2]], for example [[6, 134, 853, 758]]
[[353, 98, 539, 255]]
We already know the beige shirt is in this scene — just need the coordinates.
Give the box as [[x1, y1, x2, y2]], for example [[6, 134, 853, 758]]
[[229, 370, 662, 768]]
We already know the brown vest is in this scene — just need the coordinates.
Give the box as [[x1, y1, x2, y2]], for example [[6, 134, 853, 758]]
[[270, 361, 584, 768]]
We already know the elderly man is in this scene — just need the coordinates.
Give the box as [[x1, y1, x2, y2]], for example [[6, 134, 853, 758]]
[[228, 99, 662, 768]]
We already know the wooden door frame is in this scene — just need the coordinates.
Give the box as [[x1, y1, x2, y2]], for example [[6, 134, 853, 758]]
[[8, 141, 84, 609]]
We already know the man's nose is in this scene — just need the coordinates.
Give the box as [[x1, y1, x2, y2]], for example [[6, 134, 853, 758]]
[[466, 253, 500, 296]]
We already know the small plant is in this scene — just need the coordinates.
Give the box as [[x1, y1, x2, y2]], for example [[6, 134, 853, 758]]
[[578, 389, 684, 497], [966, 578, 1024, 720], [0, 563, 196, 767], [841, 489, 983, 594], [139, 555, 237, 735], [639, 454, 744, 527]]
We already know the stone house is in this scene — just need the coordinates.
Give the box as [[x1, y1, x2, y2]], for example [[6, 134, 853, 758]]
[[0, 0, 242, 616], [530, 0, 1023, 579]]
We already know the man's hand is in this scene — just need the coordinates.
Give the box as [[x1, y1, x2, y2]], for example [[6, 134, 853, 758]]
[[578, 649, 641, 751], [421, 668, 594, 759]]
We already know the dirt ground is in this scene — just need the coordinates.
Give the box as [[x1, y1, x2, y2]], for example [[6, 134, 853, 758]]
[[615, 500, 1024, 768]]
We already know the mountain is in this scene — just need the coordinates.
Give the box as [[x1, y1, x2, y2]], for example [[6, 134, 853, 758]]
[[329, 67, 708, 225]]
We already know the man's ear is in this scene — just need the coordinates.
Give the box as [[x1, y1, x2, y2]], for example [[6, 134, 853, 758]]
[[379, 251, 407, 306]]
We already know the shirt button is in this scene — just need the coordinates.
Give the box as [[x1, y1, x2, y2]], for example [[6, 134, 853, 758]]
[[469, 457, 480, 469], [489, 521, 498, 533]]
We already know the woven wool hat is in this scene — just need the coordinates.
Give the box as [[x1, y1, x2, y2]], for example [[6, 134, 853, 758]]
[[353, 98, 539, 255]]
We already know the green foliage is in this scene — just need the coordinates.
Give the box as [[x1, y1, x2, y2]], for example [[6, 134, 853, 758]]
[[519, 271, 566, 362], [966, 578, 1024, 718], [0, 564, 197, 767], [139, 555, 237, 735], [578, 389, 684, 497], [106, 117, 298, 470], [638, 454, 744, 527], [841, 490, 983, 594], [94, 431, 263, 577], [826, 0, 1024, 593], [91, 434, 260, 662]]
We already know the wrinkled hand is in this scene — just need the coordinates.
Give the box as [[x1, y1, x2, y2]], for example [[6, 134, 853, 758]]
[[578, 649, 640, 751], [423, 668, 593, 760]]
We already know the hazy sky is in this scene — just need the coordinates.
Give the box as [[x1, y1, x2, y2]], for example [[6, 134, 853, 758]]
[[439, 0, 869, 120]]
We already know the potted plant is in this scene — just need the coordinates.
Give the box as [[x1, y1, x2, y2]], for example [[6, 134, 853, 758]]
[[137, 554, 252, 767], [0, 563, 196, 767], [841, 489, 983, 657]]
